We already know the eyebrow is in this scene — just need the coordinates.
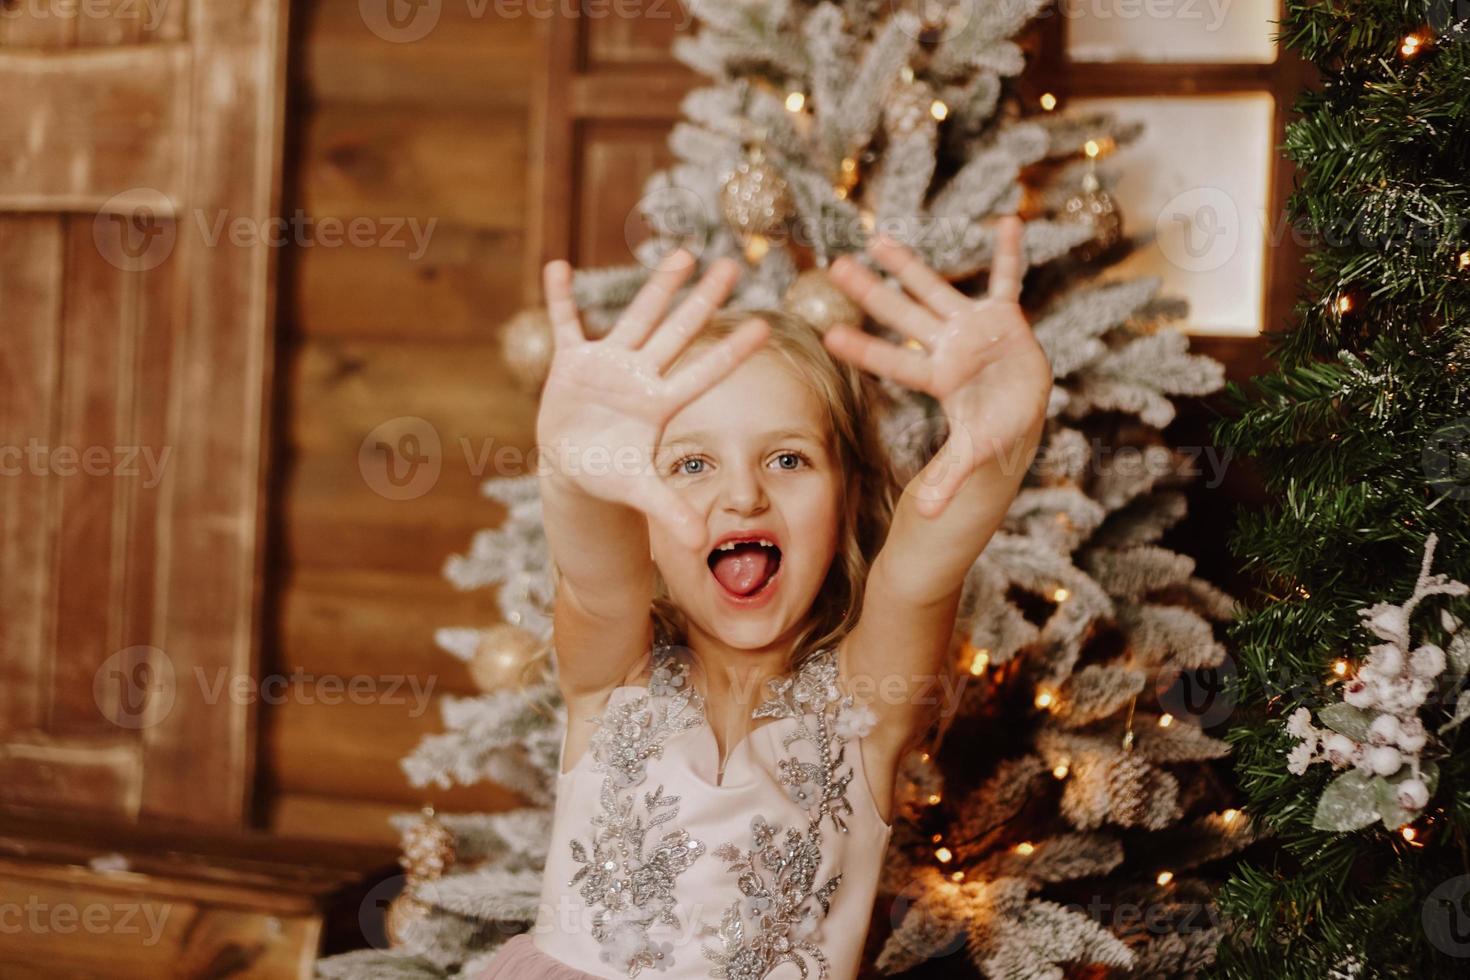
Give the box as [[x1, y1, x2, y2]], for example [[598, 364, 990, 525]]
[[659, 428, 826, 450]]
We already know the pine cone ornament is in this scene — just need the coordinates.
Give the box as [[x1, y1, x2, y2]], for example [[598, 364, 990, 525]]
[[1060, 171, 1123, 262], [400, 805, 456, 880], [720, 143, 793, 248]]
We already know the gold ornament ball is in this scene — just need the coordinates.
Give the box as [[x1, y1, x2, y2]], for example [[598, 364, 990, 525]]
[[720, 148, 794, 244], [470, 624, 543, 692], [782, 268, 861, 333], [1060, 173, 1123, 262], [500, 307, 554, 390]]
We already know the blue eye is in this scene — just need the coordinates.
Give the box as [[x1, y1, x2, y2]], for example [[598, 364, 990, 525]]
[[772, 452, 805, 471], [675, 457, 706, 476]]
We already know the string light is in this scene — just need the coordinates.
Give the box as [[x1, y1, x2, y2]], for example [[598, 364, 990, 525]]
[[1039, 92, 1057, 111], [935, 846, 954, 863], [1084, 139, 1100, 159], [1222, 808, 1241, 825], [927, 793, 942, 805], [1052, 587, 1070, 602], [785, 90, 805, 112], [1035, 689, 1057, 710], [1015, 841, 1035, 856], [950, 871, 965, 882], [1052, 760, 1070, 779], [1458, 250, 1470, 271], [1400, 32, 1425, 57], [1332, 659, 1350, 677], [969, 648, 991, 676], [1335, 294, 1354, 315], [929, 100, 949, 122], [931, 833, 943, 843], [1158, 713, 1174, 728], [1156, 870, 1174, 886]]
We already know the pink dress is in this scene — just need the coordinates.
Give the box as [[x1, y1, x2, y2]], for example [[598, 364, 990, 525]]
[[480, 645, 891, 980]]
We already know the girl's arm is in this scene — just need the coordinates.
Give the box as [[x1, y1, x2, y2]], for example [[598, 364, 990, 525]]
[[537, 251, 769, 708], [824, 217, 1050, 769]]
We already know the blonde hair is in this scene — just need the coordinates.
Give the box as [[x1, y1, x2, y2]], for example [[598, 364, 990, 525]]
[[650, 307, 897, 671]]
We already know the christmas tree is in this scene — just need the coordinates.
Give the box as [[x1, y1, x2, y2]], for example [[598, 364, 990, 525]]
[[1209, 2, 1470, 977], [316, 1, 1254, 977]]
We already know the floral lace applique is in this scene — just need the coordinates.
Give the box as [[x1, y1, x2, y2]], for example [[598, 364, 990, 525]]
[[570, 650, 706, 976], [703, 648, 868, 979]]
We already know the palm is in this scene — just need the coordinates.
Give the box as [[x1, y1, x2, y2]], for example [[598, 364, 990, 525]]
[[825, 216, 1050, 516], [537, 250, 768, 547]]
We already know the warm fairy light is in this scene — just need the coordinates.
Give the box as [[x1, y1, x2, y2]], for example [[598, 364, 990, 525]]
[[841, 157, 857, 175], [1336, 294, 1353, 314], [930, 100, 949, 121], [919, 752, 930, 762], [745, 236, 770, 263], [1053, 587, 1070, 602], [969, 648, 991, 676], [1332, 659, 1350, 677], [927, 793, 942, 805], [1035, 689, 1056, 710], [1400, 32, 1424, 57], [935, 847, 954, 863], [1015, 841, 1035, 856], [1158, 713, 1174, 728], [901, 64, 915, 84], [950, 871, 965, 882], [1052, 761, 1070, 779], [859, 209, 875, 233], [785, 90, 805, 112], [1084, 139, 1100, 158], [1222, 808, 1240, 824], [1296, 585, 1311, 599], [1401, 826, 1418, 843], [1040, 92, 1057, 111], [1459, 250, 1470, 271], [1156, 870, 1175, 886]]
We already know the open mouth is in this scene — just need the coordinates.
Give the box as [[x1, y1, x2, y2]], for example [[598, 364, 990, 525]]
[[707, 535, 783, 600]]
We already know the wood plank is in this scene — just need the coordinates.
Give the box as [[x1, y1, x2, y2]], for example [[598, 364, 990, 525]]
[[268, 792, 413, 846], [0, 732, 141, 815], [264, 697, 527, 810], [0, 216, 63, 737], [289, 223, 527, 341], [48, 217, 133, 738], [298, 0, 539, 109], [297, 104, 528, 233], [279, 569, 490, 696], [139, 0, 290, 826], [0, 46, 188, 212], [571, 68, 692, 120]]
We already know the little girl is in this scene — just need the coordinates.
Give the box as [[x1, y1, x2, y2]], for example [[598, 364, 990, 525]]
[[482, 216, 1049, 979]]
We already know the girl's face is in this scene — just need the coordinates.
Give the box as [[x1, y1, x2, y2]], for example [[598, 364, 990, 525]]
[[650, 339, 844, 653]]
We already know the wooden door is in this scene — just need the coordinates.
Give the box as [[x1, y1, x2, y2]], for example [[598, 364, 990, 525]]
[[0, 1, 289, 826]]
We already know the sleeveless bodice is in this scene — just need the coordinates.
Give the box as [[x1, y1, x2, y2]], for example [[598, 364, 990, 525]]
[[531, 646, 892, 979]]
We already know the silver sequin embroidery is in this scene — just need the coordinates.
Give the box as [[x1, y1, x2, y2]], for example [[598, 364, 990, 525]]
[[701, 648, 863, 980], [570, 652, 706, 976]]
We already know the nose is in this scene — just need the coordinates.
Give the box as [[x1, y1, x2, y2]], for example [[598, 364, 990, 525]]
[[718, 464, 768, 516]]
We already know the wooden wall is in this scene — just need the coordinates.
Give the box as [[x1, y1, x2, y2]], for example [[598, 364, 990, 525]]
[[261, 1, 547, 844]]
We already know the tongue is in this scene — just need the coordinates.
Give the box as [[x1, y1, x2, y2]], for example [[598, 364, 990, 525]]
[[711, 546, 773, 597]]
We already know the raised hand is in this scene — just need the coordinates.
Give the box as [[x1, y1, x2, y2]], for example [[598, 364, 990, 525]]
[[538, 249, 769, 549], [825, 215, 1050, 518]]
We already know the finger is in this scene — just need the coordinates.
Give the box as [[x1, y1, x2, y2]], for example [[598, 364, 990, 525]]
[[828, 254, 939, 346], [867, 234, 970, 320], [542, 260, 585, 350], [987, 215, 1026, 304], [642, 257, 743, 369], [661, 316, 770, 407], [823, 324, 933, 392], [607, 248, 699, 348]]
